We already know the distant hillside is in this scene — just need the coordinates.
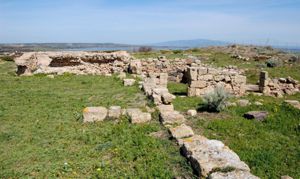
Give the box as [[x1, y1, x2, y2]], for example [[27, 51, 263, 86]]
[[0, 43, 139, 52], [152, 39, 229, 48]]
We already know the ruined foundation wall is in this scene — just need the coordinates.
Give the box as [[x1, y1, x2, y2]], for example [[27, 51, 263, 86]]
[[15, 51, 132, 76], [15, 52, 196, 80], [259, 71, 300, 97], [186, 66, 247, 96]]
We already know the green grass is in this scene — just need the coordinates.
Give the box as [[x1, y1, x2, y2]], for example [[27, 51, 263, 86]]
[[168, 82, 202, 112], [0, 61, 194, 178], [168, 82, 300, 178]]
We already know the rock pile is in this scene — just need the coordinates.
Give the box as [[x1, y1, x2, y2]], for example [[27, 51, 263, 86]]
[[14, 52, 198, 83], [142, 73, 176, 105], [186, 66, 247, 96], [259, 71, 300, 97], [15, 51, 132, 76]]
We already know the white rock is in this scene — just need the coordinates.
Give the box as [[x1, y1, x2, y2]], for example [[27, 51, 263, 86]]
[[108, 106, 122, 119], [169, 124, 194, 139], [187, 109, 197, 116], [127, 108, 151, 124], [237, 99, 250, 107], [123, 79, 136, 86], [160, 111, 186, 125], [83, 107, 108, 123], [181, 135, 250, 177]]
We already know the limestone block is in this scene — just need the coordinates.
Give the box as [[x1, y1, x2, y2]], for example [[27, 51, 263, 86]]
[[108, 106, 122, 119], [190, 81, 207, 88], [160, 111, 186, 125], [198, 67, 208, 75], [188, 67, 198, 81], [243, 111, 269, 121], [188, 87, 197, 96], [169, 124, 194, 139], [83, 107, 108, 123], [181, 135, 250, 177], [162, 92, 176, 104], [187, 109, 197, 116], [123, 79, 136, 86], [157, 104, 174, 113], [129, 60, 142, 74], [201, 74, 214, 81], [214, 75, 225, 82]]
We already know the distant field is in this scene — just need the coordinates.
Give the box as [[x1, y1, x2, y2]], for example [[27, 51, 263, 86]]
[[0, 61, 194, 178]]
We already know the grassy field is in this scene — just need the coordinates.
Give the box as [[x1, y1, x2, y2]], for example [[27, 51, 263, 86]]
[[0, 61, 194, 178], [168, 82, 300, 179]]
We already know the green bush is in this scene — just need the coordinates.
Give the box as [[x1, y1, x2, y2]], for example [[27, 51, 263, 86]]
[[266, 58, 282, 68], [201, 85, 230, 112], [0, 56, 14, 62], [173, 50, 182, 54]]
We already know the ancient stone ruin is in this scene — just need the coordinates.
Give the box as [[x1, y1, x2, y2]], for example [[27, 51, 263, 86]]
[[139, 73, 259, 178], [259, 71, 300, 97], [14, 51, 300, 98], [186, 66, 247, 96], [15, 51, 132, 76]]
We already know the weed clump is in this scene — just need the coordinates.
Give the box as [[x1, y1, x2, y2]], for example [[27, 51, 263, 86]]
[[0, 56, 14, 62], [266, 57, 282, 68], [201, 86, 230, 112]]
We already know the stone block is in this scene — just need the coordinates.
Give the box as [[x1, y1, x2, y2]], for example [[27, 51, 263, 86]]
[[237, 99, 250, 107], [181, 135, 250, 177], [190, 81, 207, 88], [214, 75, 225, 82], [129, 60, 142, 74], [198, 67, 208, 75], [160, 111, 186, 125], [108, 106, 122, 119], [233, 75, 246, 84], [162, 92, 176, 104], [169, 124, 194, 139], [188, 87, 197, 96], [123, 79, 136, 86], [243, 111, 268, 121], [131, 112, 152, 124], [201, 74, 214, 81], [157, 104, 174, 113], [187, 67, 198, 81], [127, 108, 151, 124], [83, 107, 108, 123], [187, 109, 197, 116]]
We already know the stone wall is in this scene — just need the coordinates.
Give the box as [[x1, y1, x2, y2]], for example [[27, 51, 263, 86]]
[[259, 71, 300, 97], [15, 51, 132, 76], [186, 66, 247, 96], [15, 52, 195, 81]]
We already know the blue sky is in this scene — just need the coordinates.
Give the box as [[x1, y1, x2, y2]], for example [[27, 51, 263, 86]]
[[0, 0, 300, 46]]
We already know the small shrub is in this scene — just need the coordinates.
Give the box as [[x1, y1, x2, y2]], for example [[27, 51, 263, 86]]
[[191, 48, 201, 53], [266, 58, 282, 68], [200, 86, 230, 112], [138, 46, 153, 53], [173, 50, 182, 54], [160, 50, 171, 54], [0, 55, 14, 62]]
